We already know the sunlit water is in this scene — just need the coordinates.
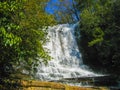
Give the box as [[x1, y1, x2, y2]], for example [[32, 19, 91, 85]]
[[36, 24, 101, 82]]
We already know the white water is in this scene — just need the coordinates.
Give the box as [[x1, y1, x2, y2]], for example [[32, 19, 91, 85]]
[[36, 24, 100, 81]]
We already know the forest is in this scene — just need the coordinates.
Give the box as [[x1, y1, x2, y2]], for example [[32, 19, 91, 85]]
[[0, 0, 120, 89]]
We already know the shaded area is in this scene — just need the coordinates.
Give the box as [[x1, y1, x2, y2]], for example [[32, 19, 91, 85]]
[[50, 75, 120, 89]]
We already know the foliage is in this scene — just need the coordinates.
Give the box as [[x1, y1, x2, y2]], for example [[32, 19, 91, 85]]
[[78, 0, 120, 75], [46, 0, 80, 24], [0, 0, 56, 79]]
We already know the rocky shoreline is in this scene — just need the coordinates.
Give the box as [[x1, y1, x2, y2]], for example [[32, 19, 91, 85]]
[[0, 79, 110, 90]]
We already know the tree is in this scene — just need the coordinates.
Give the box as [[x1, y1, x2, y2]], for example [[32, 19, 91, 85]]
[[0, 0, 56, 79], [77, 0, 120, 75], [47, 0, 80, 23]]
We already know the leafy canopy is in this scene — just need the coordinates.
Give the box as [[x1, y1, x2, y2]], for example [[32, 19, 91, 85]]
[[77, 0, 120, 75], [0, 0, 56, 78]]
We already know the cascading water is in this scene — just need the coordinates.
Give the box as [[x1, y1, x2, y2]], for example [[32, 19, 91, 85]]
[[36, 24, 100, 82]]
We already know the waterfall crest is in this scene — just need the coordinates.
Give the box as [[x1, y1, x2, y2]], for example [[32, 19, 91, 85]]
[[36, 24, 98, 81]]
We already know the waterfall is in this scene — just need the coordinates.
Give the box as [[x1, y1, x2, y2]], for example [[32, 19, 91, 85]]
[[36, 24, 99, 81]]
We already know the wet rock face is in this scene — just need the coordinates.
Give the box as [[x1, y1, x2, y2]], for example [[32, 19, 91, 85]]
[[0, 79, 115, 90], [19, 80, 110, 90], [58, 75, 119, 87]]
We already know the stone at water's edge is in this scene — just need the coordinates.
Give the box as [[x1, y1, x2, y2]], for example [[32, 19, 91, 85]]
[[58, 75, 118, 87], [1, 79, 109, 90], [21, 80, 110, 90]]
